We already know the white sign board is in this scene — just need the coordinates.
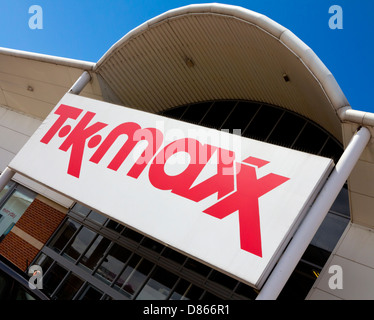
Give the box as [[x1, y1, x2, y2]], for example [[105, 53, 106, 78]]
[[9, 93, 333, 288]]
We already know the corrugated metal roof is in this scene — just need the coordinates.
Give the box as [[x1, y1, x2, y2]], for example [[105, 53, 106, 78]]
[[95, 4, 349, 142]]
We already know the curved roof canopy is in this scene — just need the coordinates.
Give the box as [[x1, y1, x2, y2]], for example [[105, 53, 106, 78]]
[[95, 3, 350, 141]]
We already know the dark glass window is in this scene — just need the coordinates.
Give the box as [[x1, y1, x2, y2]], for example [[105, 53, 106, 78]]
[[293, 122, 328, 154], [42, 263, 68, 297], [243, 106, 283, 140], [311, 212, 349, 253], [71, 203, 90, 217], [278, 260, 320, 300], [105, 219, 124, 233], [208, 270, 237, 290], [47, 219, 80, 254], [170, 280, 204, 300], [161, 106, 185, 120], [33, 253, 54, 273], [235, 283, 258, 300], [267, 112, 306, 147], [77, 284, 103, 300], [184, 259, 211, 277], [0, 181, 15, 202], [94, 243, 132, 285], [330, 185, 350, 217], [0, 185, 36, 241], [161, 247, 186, 265], [53, 273, 84, 300], [141, 237, 164, 253], [220, 101, 260, 133], [116, 255, 153, 298], [122, 227, 143, 242], [87, 211, 107, 225], [180, 102, 212, 124], [136, 267, 178, 300], [200, 291, 222, 301], [78, 235, 111, 271], [200, 101, 237, 129], [63, 227, 96, 262], [320, 138, 343, 164]]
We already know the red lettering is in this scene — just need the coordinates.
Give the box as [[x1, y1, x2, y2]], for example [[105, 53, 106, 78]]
[[40, 104, 82, 144], [176, 148, 236, 201], [59, 112, 107, 178], [203, 163, 289, 257], [89, 122, 163, 179], [148, 138, 217, 194]]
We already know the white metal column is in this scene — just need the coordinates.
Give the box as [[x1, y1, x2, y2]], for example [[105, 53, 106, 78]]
[[68, 70, 91, 95], [256, 126, 371, 300], [0, 167, 15, 191]]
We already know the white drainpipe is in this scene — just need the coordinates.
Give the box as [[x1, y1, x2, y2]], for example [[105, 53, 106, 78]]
[[0, 167, 15, 191], [68, 70, 91, 95]]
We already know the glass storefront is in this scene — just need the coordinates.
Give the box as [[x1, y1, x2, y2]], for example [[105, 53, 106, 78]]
[[0, 183, 36, 242], [34, 205, 259, 300]]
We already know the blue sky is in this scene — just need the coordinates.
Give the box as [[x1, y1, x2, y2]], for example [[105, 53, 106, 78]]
[[1, 0, 373, 112]]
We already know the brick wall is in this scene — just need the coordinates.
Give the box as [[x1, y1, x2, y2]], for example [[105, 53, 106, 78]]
[[16, 198, 66, 243], [0, 232, 39, 271], [0, 198, 66, 271]]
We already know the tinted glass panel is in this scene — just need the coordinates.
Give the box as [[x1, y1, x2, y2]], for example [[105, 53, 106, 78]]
[[320, 138, 343, 164], [267, 112, 306, 147], [293, 123, 328, 154], [180, 102, 212, 123], [95, 243, 132, 285], [330, 186, 350, 216], [170, 280, 204, 300], [71, 203, 90, 217], [208, 270, 237, 290], [63, 227, 96, 262], [78, 284, 103, 300], [221, 101, 260, 132], [43, 263, 68, 297], [116, 256, 153, 298], [141, 237, 164, 253], [200, 101, 236, 128], [0, 182, 15, 202], [136, 267, 178, 300], [243, 106, 283, 140], [161, 106, 185, 119], [311, 212, 349, 252], [33, 253, 54, 273], [53, 273, 84, 300], [161, 248, 186, 265], [48, 219, 80, 254], [235, 283, 258, 299], [87, 211, 107, 225], [278, 260, 320, 300], [0, 186, 36, 239], [79, 235, 111, 271], [184, 259, 210, 277], [122, 227, 143, 242], [105, 219, 124, 233]]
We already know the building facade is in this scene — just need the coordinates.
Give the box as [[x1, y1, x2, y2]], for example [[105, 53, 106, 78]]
[[0, 4, 373, 300]]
